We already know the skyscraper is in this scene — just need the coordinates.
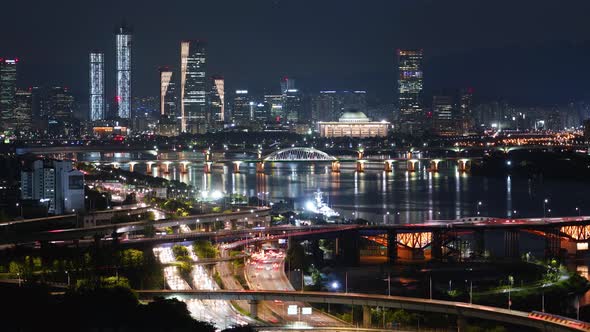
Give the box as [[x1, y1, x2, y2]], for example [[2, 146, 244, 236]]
[[432, 95, 456, 136], [397, 49, 423, 135], [232, 90, 251, 125], [209, 76, 225, 125], [0, 58, 18, 128], [159, 68, 176, 118], [180, 40, 207, 133], [47, 87, 75, 122], [14, 88, 32, 130], [116, 25, 132, 119], [459, 88, 474, 134], [89, 52, 105, 121]]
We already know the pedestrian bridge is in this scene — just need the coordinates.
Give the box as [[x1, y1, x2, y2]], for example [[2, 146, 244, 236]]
[[136, 290, 587, 331], [263, 147, 337, 162]]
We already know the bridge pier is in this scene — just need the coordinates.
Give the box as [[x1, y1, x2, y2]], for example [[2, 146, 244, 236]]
[[429, 159, 441, 172], [180, 161, 189, 173], [331, 161, 340, 173], [146, 161, 154, 173], [473, 229, 485, 258], [545, 227, 561, 259], [457, 315, 468, 332], [357, 149, 364, 159], [128, 162, 137, 173], [384, 160, 394, 172], [431, 230, 443, 260], [248, 299, 259, 318], [205, 150, 211, 162], [504, 229, 520, 259], [457, 159, 470, 173], [203, 161, 212, 173], [387, 230, 397, 263], [338, 230, 360, 266], [362, 305, 372, 328], [256, 162, 265, 174], [407, 159, 418, 172], [162, 161, 171, 174], [356, 160, 366, 173], [233, 161, 242, 173]]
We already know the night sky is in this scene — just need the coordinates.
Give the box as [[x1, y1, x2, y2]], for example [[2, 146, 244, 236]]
[[3, 0, 590, 104]]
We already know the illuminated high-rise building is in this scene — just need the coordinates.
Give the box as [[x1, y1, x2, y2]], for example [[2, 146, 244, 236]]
[[89, 52, 105, 121], [0, 58, 18, 128], [209, 76, 224, 124], [116, 24, 133, 119], [397, 49, 423, 135], [432, 95, 456, 136], [280, 77, 296, 94], [159, 68, 176, 118], [264, 95, 283, 123], [14, 88, 32, 130], [180, 40, 207, 133], [232, 90, 251, 125], [459, 88, 474, 134]]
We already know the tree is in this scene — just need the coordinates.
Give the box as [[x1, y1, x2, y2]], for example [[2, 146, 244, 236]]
[[286, 241, 308, 270]]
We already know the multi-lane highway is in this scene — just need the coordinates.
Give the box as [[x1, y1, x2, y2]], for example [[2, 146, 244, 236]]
[[244, 247, 348, 327], [153, 245, 253, 329]]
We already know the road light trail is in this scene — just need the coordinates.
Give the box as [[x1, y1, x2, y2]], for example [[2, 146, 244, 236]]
[[154, 245, 252, 329]]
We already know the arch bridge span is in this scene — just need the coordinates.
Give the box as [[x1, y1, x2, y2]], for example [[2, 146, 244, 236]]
[[263, 147, 337, 162]]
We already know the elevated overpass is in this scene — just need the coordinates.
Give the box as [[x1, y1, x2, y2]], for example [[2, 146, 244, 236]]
[[135, 289, 588, 331]]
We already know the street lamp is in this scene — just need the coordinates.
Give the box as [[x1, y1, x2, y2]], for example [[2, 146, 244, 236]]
[[543, 199, 549, 218], [576, 207, 581, 216], [476, 201, 482, 216]]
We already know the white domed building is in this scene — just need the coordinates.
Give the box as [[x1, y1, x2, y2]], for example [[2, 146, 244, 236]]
[[317, 111, 389, 138]]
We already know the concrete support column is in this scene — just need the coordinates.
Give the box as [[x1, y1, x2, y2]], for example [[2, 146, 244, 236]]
[[257, 150, 262, 159], [362, 305, 372, 328], [357, 150, 364, 159], [429, 160, 440, 172], [339, 230, 360, 266], [248, 300, 259, 318], [386, 230, 397, 264], [331, 161, 341, 173], [457, 315, 468, 332], [504, 229, 520, 259], [458, 159, 470, 172], [256, 162, 265, 174], [180, 161, 189, 173], [128, 162, 137, 173], [474, 229, 485, 258], [407, 160, 418, 172], [431, 230, 443, 260], [384, 160, 393, 172], [203, 162, 212, 173], [356, 160, 365, 173], [205, 150, 211, 162], [233, 161, 241, 173], [146, 162, 154, 173], [545, 227, 560, 259], [163, 161, 171, 174]]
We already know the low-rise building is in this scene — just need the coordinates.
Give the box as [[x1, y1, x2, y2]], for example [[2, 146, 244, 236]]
[[317, 111, 389, 138]]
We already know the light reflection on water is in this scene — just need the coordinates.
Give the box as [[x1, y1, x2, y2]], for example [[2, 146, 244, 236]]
[[98, 159, 590, 225]]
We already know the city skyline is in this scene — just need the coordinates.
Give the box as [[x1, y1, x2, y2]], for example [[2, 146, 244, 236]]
[[2, 1, 590, 104]]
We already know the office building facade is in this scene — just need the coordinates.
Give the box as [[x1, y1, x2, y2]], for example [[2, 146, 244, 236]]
[[209, 76, 225, 125], [0, 58, 18, 129], [90, 52, 105, 121], [180, 40, 207, 133], [116, 25, 133, 119], [397, 49, 424, 135]]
